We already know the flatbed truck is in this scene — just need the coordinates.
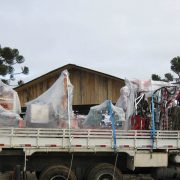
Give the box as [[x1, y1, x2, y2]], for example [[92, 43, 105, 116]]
[[0, 128, 180, 179]]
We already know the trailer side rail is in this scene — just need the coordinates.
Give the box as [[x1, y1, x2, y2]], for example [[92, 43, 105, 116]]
[[0, 128, 179, 152]]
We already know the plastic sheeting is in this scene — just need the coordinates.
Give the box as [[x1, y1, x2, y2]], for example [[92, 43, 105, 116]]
[[116, 78, 178, 130], [0, 105, 23, 127], [25, 70, 75, 128], [0, 80, 22, 127], [116, 79, 137, 129], [83, 100, 125, 129], [0, 80, 21, 114], [131, 79, 173, 97], [116, 86, 130, 112]]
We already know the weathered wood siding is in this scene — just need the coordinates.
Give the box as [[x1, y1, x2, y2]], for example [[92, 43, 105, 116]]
[[16, 68, 124, 107]]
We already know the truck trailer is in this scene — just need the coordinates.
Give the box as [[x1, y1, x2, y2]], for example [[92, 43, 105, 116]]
[[0, 128, 179, 180], [0, 71, 180, 180]]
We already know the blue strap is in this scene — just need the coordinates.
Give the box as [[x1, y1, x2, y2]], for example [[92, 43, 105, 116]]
[[151, 94, 156, 149], [108, 100, 117, 150]]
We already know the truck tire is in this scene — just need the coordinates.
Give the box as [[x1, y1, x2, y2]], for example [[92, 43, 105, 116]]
[[39, 165, 77, 180], [152, 167, 177, 180], [87, 163, 123, 180]]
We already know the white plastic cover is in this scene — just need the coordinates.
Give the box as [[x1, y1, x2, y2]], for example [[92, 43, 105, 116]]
[[83, 100, 125, 129], [116, 78, 177, 130], [116, 86, 130, 112], [0, 80, 21, 114], [25, 70, 75, 128], [0, 105, 23, 127], [131, 79, 173, 97], [116, 79, 137, 129], [0, 80, 22, 127]]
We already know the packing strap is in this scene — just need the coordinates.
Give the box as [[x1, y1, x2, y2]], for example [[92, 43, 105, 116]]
[[108, 100, 117, 150]]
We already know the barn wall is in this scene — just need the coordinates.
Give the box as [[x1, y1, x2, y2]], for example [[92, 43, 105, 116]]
[[16, 68, 124, 107]]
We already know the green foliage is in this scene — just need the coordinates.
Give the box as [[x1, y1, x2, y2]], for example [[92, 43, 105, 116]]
[[22, 66, 29, 74], [151, 74, 161, 81], [171, 56, 180, 78], [0, 44, 29, 85], [17, 80, 24, 86], [164, 73, 173, 82], [151, 73, 174, 82], [151, 55, 180, 82]]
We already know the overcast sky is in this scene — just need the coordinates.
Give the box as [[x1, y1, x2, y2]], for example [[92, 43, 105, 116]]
[[1, 0, 180, 83]]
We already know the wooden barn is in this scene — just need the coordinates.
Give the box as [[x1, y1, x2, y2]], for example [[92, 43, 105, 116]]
[[14, 64, 124, 113]]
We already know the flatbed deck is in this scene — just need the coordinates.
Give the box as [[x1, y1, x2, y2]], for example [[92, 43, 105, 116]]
[[0, 128, 179, 155]]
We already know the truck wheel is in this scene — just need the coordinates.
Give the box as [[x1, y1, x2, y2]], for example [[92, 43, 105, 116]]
[[39, 165, 77, 180], [152, 167, 177, 180], [87, 163, 123, 180]]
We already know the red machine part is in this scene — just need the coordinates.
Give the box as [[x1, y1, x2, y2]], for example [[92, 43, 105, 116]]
[[131, 115, 146, 130]]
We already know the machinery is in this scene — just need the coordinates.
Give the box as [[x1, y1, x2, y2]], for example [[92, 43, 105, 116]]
[[0, 71, 180, 180]]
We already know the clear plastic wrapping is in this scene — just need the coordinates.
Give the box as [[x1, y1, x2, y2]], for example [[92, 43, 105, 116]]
[[0, 80, 22, 127], [0, 80, 21, 114], [25, 70, 75, 128], [83, 100, 125, 129], [116, 86, 130, 112], [116, 79, 137, 129], [0, 105, 23, 127], [24, 70, 178, 130], [116, 78, 178, 130], [131, 79, 173, 97]]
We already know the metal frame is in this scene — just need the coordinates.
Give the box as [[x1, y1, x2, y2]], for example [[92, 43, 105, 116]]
[[0, 128, 179, 155]]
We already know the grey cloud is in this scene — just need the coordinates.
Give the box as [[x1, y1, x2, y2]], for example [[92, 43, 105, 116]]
[[0, 0, 180, 82]]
